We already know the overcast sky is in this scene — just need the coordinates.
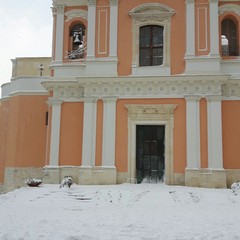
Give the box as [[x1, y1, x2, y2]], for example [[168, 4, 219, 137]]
[[0, 0, 52, 86]]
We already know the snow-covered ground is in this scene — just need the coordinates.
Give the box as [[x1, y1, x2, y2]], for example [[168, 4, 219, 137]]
[[0, 183, 240, 240]]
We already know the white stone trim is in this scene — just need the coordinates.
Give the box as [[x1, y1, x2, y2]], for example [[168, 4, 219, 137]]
[[129, 3, 175, 76], [125, 104, 177, 185], [102, 97, 117, 167], [209, 0, 220, 56], [87, 1, 96, 57], [109, 1, 118, 57], [186, 0, 195, 56], [65, 9, 87, 21], [1, 77, 48, 98], [54, 5, 65, 63], [82, 97, 97, 166], [185, 96, 201, 169], [48, 99, 62, 166], [219, 4, 240, 16], [206, 96, 223, 169], [79, 75, 227, 98]]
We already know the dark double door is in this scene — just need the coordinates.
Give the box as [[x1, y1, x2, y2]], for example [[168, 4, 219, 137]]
[[136, 125, 165, 183]]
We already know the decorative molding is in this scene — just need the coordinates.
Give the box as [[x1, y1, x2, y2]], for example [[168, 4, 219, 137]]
[[129, 3, 175, 22], [125, 104, 177, 115], [87, 0, 97, 6], [209, 0, 218, 3], [185, 96, 201, 102], [46, 84, 84, 101], [185, 0, 195, 3], [47, 99, 63, 106], [206, 95, 222, 102], [82, 77, 226, 98], [52, 4, 65, 15], [219, 4, 240, 16], [222, 80, 240, 97], [65, 9, 87, 21], [197, 7, 208, 52], [109, 0, 119, 6], [125, 104, 176, 184]]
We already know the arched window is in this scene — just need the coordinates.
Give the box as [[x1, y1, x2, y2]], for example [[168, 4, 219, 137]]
[[68, 23, 86, 60], [139, 25, 164, 66], [221, 19, 238, 56]]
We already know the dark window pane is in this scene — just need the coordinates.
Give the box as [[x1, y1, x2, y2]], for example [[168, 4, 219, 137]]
[[221, 19, 239, 56], [139, 25, 164, 66]]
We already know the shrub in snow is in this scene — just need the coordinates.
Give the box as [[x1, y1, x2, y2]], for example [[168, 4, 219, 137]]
[[231, 182, 240, 196], [60, 176, 73, 188]]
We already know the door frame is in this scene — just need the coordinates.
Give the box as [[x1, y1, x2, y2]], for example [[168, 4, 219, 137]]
[[125, 104, 177, 184]]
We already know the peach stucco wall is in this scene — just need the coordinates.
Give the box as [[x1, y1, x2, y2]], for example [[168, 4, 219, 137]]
[[95, 100, 103, 166], [59, 102, 84, 166], [115, 98, 186, 173], [4, 95, 48, 168], [0, 100, 9, 183], [200, 98, 208, 168], [222, 101, 240, 169]]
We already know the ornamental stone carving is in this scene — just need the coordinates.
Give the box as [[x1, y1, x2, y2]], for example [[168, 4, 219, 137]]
[[209, 0, 218, 3], [52, 4, 65, 15], [109, 0, 119, 6], [88, 0, 97, 6], [185, 0, 195, 4], [219, 4, 240, 16]]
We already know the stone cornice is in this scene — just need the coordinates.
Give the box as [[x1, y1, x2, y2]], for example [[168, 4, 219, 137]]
[[222, 80, 240, 97], [79, 75, 229, 98], [42, 75, 234, 99]]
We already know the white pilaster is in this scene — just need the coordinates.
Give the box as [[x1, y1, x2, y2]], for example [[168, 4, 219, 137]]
[[48, 99, 62, 166], [186, 96, 201, 169], [52, 4, 65, 63], [209, 0, 220, 56], [186, 0, 195, 57], [207, 96, 223, 169], [109, 0, 119, 58], [82, 97, 97, 167], [102, 97, 117, 167], [87, 0, 97, 58]]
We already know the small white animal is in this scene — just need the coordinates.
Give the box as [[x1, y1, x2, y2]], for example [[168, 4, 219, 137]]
[[60, 176, 73, 188]]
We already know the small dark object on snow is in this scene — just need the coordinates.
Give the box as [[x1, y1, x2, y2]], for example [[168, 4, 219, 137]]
[[60, 176, 73, 188], [25, 178, 42, 187], [25, 174, 48, 187]]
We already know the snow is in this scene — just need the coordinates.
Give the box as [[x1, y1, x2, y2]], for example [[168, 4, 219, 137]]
[[0, 183, 240, 240]]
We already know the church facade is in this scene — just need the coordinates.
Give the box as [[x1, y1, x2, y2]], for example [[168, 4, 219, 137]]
[[1, 0, 240, 192]]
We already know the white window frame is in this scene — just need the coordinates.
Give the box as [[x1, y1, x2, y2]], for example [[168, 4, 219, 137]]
[[129, 3, 175, 76]]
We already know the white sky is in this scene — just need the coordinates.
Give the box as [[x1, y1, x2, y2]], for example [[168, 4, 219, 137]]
[[0, 0, 52, 86]]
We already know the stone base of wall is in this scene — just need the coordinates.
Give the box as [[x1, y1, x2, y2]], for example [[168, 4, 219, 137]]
[[4, 167, 44, 193], [185, 168, 227, 188], [173, 173, 185, 186], [226, 169, 240, 188], [4, 166, 240, 193], [0, 184, 4, 194], [43, 165, 117, 185]]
